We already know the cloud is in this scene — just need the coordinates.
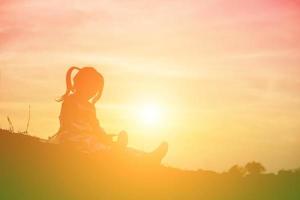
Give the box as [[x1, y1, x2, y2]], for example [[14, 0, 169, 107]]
[[1, 0, 299, 58], [1, 0, 300, 90]]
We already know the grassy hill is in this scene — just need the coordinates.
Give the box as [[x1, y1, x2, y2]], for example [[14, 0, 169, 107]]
[[0, 128, 299, 200]]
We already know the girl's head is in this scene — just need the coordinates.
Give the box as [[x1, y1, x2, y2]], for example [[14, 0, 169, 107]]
[[58, 66, 104, 104]]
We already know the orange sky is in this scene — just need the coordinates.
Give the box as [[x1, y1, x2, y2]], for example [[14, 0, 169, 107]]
[[1, 0, 300, 172]]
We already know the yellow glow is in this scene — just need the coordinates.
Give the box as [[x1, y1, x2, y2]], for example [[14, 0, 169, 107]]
[[138, 103, 163, 126]]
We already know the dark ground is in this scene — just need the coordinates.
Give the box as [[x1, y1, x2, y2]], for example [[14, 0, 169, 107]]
[[0, 129, 299, 200]]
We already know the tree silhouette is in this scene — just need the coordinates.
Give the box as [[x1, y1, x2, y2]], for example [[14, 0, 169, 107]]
[[245, 161, 266, 175]]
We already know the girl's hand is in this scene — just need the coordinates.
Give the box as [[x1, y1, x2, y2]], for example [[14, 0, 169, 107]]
[[96, 133, 113, 144]]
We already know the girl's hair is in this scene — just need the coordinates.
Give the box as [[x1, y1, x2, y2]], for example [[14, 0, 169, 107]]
[[57, 66, 104, 104]]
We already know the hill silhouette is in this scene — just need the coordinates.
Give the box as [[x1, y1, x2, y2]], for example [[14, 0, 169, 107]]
[[0, 128, 299, 200]]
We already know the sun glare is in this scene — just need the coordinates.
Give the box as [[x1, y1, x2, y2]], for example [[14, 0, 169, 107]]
[[138, 103, 163, 126]]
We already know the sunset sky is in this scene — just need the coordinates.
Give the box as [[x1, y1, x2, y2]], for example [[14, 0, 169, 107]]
[[1, 0, 300, 172]]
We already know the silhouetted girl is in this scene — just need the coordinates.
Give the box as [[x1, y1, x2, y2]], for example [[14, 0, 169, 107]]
[[52, 66, 168, 163]]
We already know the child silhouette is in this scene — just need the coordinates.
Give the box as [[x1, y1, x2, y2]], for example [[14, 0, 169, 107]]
[[51, 66, 168, 163]]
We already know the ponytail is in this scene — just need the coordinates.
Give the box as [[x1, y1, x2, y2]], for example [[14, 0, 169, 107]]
[[56, 66, 80, 102]]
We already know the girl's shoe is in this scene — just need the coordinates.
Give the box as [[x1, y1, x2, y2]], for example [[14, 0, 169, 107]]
[[150, 142, 168, 163]]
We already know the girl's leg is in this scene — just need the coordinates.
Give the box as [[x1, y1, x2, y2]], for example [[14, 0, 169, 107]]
[[114, 131, 168, 163]]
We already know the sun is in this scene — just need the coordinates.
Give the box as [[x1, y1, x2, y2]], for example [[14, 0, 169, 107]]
[[138, 103, 163, 126]]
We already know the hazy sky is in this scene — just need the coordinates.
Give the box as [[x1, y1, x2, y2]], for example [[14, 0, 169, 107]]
[[1, 0, 300, 172]]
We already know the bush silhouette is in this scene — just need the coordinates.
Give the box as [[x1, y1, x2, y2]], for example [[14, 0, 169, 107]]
[[228, 164, 247, 177], [245, 161, 266, 175]]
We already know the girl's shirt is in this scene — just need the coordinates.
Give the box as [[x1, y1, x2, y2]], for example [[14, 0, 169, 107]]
[[58, 94, 105, 138]]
